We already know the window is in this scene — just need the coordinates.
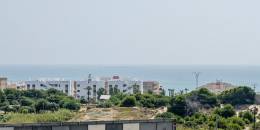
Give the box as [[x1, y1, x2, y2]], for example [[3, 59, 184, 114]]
[[32, 84, 36, 89], [93, 85, 97, 96], [109, 85, 113, 95], [27, 84, 30, 89], [77, 84, 80, 87], [77, 90, 80, 92]]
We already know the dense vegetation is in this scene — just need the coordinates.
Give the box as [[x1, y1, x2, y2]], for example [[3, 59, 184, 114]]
[[0, 85, 257, 129], [155, 86, 257, 130], [0, 88, 80, 123], [218, 86, 255, 105], [97, 92, 171, 109]]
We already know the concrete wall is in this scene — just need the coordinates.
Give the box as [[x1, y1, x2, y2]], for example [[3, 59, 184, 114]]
[[33, 126, 52, 130], [69, 125, 88, 130], [52, 126, 69, 130], [0, 127, 14, 130], [105, 123, 123, 130], [140, 123, 157, 130], [157, 123, 173, 130], [0, 120, 174, 130], [123, 123, 139, 130], [88, 125, 105, 130]]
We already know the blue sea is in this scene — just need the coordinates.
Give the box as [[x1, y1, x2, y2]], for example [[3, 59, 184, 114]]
[[0, 65, 260, 92]]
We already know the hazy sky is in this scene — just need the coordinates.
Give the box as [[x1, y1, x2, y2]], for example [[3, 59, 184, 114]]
[[0, 0, 260, 65]]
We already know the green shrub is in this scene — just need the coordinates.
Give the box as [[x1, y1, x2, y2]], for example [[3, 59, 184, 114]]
[[121, 96, 136, 107], [155, 112, 175, 119], [109, 96, 121, 106], [214, 104, 235, 118], [20, 97, 34, 106], [226, 123, 242, 130], [97, 101, 112, 108], [239, 111, 254, 123], [18, 106, 35, 113], [218, 86, 255, 105], [4, 109, 74, 123], [228, 117, 245, 128], [62, 101, 80, 111]]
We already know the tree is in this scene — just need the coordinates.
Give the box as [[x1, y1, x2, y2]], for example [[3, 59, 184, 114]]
[[62, 100, 80, 110], [154, 97, 170, 108], [35, 99, 49, 113], [218, 86, 255, 105], [46, 88, 65, 96], [20, 97, 34, 106], [0, 90, 6, 102], [160, 89, 166, 96], [114, 86, 120, 95], [169, 95, 190, 116], [47, 102, 59, 111], [109, 86, 114, 95], [0, 101, 10, 113], [214, 104, 236, 118], [133, 84, 140, 94], [109, 96, 121, 106], [121, 96, 136, 107], [187, 88, 218, 108], [97, 88, 105, 99], [22, 89, 46, 99], [86, 86, 92, 102], [239, 111, 254, 123]]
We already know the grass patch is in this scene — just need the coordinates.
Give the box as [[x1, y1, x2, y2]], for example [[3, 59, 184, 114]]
[[2, 109, 75, 123]]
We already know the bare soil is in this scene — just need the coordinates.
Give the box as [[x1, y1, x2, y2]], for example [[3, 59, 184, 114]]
[[70, 106, 167, 121]]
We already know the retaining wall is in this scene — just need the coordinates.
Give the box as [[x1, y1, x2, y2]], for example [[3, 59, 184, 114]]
[[0, 120, 176, 130]]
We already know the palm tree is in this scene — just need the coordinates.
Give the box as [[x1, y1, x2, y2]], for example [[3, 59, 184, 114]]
[[86, 86, 92, 102], [184, 88, 189, 94], [168, 89, 175, 97], [133, 83, 140, 94], [180, 90, 184, 95]]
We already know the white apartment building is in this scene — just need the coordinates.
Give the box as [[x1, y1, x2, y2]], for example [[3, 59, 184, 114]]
[[24, 79, 74, 96], [75, 80, 105, 100], [74, 75, 143, 100], [107, 80, 143, 95], [23, 75, 146, 101]]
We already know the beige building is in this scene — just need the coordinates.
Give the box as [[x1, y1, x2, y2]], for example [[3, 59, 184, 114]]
[[0, 77, 8, 89], [199, 81, 236, 94], [143, 81, 162, 95]]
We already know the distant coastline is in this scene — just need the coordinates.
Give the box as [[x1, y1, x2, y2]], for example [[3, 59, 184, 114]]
[[1, 65, 260, 91]]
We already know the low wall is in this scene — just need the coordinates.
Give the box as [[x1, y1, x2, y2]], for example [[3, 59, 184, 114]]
[[0, 120, 176, 130]]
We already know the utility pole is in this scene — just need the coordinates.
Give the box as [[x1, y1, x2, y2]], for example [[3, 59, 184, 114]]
[[193, 72, 201, 88]]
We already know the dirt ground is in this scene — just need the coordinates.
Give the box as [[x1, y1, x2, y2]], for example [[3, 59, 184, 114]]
[[70, 106, 167, 121]]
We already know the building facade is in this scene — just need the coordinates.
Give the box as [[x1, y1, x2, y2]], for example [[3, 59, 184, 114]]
[[22, 75, 158, 100], [25, 79, 74, 96], [143, 81, 162, 95], [0, 77, 8, 89], [75, 75, 143, 101], [75, 80, 105, 100]]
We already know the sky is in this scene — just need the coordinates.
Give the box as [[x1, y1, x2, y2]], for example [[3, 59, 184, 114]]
[[0, 0, 260, 65]]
